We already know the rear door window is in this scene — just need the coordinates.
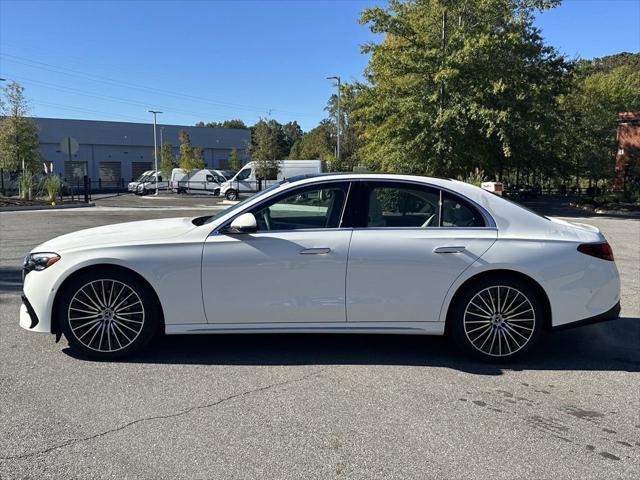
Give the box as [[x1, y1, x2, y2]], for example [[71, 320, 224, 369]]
[[365, 183, 440, 228]]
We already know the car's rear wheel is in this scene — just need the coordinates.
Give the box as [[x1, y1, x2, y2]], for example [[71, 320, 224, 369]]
[[450, 277, 544, 362], [58, 269, 160, 359]]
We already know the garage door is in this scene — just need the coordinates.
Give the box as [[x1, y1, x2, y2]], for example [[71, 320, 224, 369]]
[[64, 161, 87, 185], [99, 161, 122, 187], [132, 162, 152, 180]]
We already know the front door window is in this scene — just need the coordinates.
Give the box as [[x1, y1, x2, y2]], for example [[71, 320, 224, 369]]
[[251, 183, 349, 231]]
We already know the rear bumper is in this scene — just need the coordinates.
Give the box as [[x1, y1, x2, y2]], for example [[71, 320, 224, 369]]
[[552, 301, 620, 331]]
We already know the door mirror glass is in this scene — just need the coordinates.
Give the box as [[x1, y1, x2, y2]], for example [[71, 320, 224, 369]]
[[228, 212, 257, 233]]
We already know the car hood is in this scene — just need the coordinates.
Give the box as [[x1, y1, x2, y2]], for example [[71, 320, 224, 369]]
[[34, 217, 199, 253]]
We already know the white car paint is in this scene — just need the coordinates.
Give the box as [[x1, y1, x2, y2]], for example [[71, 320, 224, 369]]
[[20, 174, 620, 349]]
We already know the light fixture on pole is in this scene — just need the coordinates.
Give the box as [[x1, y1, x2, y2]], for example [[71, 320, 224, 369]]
[[326, 76, 341, 163], [148, 110, 162, 195]]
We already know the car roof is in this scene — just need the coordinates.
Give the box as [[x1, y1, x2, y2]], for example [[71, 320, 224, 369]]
[[278, 172, 556, 234], [281, 172, 455, 191]]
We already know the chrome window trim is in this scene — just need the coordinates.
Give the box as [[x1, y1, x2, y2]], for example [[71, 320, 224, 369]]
[[211, 179, 354, 236], [357, 178, 496, 229], [211, 176, 497, 236]]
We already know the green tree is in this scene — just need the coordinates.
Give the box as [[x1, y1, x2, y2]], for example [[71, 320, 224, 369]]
[[349, 0, 567, 179], [178, 130, 205, 171], [282, 121, 303, 154], [324, 84, 361, 171], [289, 121, 334, 162], [196, 119, 248, 129], [159, 142, 176, 177], [560, 56, 640, 187], [227, 147, 242, 172], [0, 81, 41, 174], [250, 119, 282, 179]]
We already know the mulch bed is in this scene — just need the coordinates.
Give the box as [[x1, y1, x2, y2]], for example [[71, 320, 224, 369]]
[[0, 197, 84, 208]]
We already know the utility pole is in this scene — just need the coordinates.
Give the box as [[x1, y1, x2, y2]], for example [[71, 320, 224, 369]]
[[159, 126, 164, 170], [326, 76, 341, 164], [148, 110, 162, 195], [0, 78, 5, 197]]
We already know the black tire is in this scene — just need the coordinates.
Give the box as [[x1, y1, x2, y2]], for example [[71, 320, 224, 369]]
[[225, 189, 238, 201], [449, 276, 544, 362], [57, 268, 161, 360]]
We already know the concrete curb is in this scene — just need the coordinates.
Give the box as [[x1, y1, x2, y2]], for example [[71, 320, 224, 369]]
[[0, 202, 95, 213], [568, 203, 640, 219]]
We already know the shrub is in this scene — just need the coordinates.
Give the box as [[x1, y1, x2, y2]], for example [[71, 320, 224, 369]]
[[18, 170, 34, 200], [44, 174, 63, 204]]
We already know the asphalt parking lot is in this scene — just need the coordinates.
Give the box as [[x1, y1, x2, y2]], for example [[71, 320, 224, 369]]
[[0, 194, 639, 479]]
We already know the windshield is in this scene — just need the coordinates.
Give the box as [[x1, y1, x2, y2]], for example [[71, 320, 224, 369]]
[[203, 183, 282, 225], [136, 174, 149, 182]]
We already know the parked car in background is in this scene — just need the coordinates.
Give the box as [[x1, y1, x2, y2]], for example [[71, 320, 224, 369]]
[[136, 173, 169, 195], [220, 159, 323, 200], [127, 170, 155, 193], [504, 184, 541, 200], [170, 168, 231, 195], [20, 173, 620, 361]]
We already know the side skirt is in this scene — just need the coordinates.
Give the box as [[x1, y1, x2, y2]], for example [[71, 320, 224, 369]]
[[165, 321, 445, 336]]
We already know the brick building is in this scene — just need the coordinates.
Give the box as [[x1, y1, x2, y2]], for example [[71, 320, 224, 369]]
[[615, 112, 640, 188]]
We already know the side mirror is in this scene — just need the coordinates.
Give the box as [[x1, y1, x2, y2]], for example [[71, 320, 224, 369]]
[[227, 212, 257, 234]]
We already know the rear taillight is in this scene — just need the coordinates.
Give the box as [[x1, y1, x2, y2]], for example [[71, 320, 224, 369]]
[[577, 242, 614, 261]]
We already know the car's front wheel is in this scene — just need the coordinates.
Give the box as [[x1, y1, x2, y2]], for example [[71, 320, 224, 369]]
[[449, 276, 544, 362], [225, 189, 238, 201], [57, 268, 160, 359]]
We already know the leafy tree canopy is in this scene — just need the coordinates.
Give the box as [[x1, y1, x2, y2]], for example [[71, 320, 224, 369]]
[[195, 119, 248, 129], [0, 81, 41, 172], [178, 130, 205, 171], [350, 0, 568, 179]]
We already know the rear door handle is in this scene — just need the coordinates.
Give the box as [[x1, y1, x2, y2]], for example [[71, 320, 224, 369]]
[[300, 248, 331, 255], [433, 246, 466, 254]]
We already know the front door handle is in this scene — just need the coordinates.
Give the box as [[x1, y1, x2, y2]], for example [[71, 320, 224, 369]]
[[300, 248, 331, 255], [433, 246, 466, 254]]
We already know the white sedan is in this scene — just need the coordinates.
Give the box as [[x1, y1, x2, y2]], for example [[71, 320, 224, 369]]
[[19, 174, 620, 361]]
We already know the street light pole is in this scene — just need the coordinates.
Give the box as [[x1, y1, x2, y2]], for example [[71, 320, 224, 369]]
[[148, 110, 162, 195], [0, 78, 6, 196], [159, 126, 164, 171], [326, 76, 341, 164]]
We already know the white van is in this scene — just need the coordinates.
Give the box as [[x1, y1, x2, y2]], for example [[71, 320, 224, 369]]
[[136, 172, 169, 195], [220, 160, 322, 200], [170, 168, 232, 195], [128, 170, 155, 192]]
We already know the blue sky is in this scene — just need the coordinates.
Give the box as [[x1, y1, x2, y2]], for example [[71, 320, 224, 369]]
[[1, 0, 638, 131]]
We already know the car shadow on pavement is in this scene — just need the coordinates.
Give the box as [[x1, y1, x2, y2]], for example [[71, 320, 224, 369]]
[[63, 317, 640, 375], [0, 267, 22, 294]]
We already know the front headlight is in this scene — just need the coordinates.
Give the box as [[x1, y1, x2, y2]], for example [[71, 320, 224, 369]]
[[23, 252, 61, 275]]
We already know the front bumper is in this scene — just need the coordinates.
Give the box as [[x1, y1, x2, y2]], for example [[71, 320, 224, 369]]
[[20, 293, 40, 330], [552, 301, 620, 331]]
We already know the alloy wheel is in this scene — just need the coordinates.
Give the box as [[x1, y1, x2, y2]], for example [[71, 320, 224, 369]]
[[463, 286, 535, 357], [67, 279, 145, 352]]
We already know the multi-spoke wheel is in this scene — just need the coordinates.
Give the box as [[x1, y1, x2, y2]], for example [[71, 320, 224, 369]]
[[450, 277, 544, 361], [58, 268, 160, 359]]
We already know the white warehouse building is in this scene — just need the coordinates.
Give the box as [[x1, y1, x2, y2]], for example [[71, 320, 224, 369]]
[[33, 117, 251, 188]]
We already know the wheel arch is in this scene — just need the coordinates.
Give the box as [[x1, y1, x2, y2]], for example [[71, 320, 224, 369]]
[[443, 269, 552, 334], [51, 263, 165, 335]]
